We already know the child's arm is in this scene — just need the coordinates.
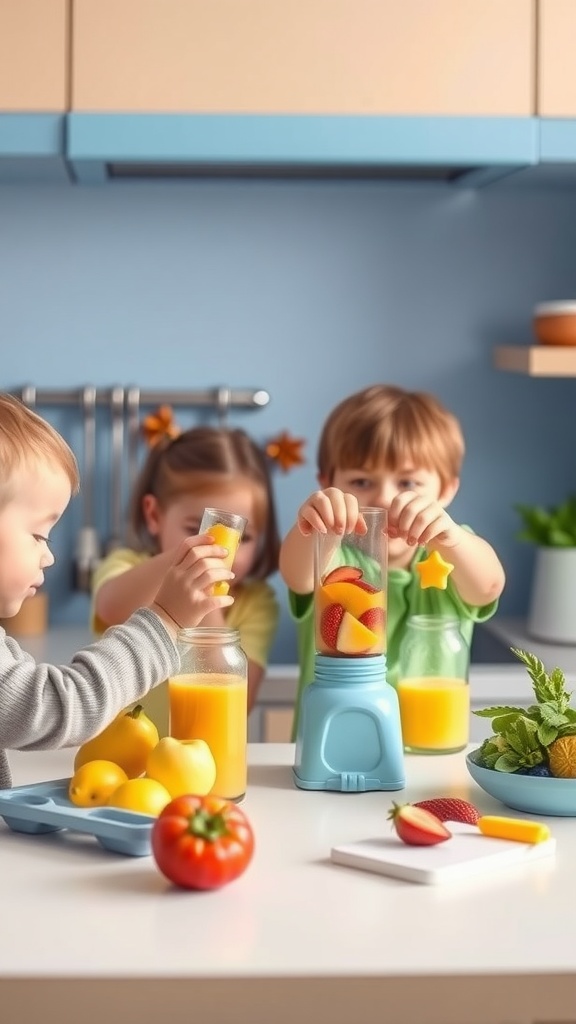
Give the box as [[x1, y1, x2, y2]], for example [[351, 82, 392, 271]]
[[388, 492, 505, 606], [279, 488, 365, 593], [94, 548, 175, 626], [0, 538, 234, 758], [94, 534, 221, 628]]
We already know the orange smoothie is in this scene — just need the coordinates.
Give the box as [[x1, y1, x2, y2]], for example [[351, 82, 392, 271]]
[[397, 676, 469, 753], [169, 673, 247, 799], [205, 523, 241, 596]]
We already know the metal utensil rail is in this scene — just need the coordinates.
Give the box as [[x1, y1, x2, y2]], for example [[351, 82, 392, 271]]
[[14, 384, 271, 593], [17, 385, 270, 411]]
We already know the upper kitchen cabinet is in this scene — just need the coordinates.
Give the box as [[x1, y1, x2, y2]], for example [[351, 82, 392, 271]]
[[67, 0, 538, 184], [538, 0, 576, 116], [0, 0, 69, 111], [523, 1, 576, 177], [0, 1, 70, 183], [71, 0, 534, 115]]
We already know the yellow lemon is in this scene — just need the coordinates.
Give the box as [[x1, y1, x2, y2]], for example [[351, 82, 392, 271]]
[[69, 760, 129, 808], [106, 777, 172, 816]]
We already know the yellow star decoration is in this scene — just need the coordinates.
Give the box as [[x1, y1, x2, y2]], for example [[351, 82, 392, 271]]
[[416, 550, 454, 590], [141, 405, 182, 448], [265, 431, 306, 472]]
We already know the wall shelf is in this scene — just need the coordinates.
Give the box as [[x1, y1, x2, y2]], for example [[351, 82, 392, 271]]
[[493, 345, 576, 377]]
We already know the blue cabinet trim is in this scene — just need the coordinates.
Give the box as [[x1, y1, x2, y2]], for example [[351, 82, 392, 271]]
[[67, 114, 538, 183], [540, 119, 576, 161], [10, 112, 576, 186], [0, 114, 70, 183]]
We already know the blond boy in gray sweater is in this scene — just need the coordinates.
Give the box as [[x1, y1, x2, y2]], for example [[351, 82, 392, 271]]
[[0, 394, 234, 788]]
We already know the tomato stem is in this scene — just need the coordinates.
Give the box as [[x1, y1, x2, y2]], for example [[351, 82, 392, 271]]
[[188, 809, 228, 843]]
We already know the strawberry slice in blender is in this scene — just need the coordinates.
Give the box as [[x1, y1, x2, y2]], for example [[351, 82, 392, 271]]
[[350, 578, 379, 594], [359, 607, 385, 632], [322, 565, 363, 585], [320, 603, 345, 651]]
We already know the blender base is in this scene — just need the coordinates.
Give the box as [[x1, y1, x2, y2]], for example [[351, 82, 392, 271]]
[[293, 655, 405, 793]]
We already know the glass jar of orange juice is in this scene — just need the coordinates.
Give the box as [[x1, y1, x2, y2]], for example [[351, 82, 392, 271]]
[[397, 615, 469, 755], [169, 628, 247, 800]]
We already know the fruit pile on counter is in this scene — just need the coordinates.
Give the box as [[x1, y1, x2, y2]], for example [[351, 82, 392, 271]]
[[70, 704, 216, 813]]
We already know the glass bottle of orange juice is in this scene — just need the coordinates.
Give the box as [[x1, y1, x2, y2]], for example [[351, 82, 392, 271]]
[[397, 615, 470, 755], [169, 628, 247, 800]]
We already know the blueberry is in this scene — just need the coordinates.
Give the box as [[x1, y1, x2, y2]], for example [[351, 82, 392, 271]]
[[518, 764, 552, 777]]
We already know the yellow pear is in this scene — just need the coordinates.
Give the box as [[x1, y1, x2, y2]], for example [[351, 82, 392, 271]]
[[146, 737, 217, 798]]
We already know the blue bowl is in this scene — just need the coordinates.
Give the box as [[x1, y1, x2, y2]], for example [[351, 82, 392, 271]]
[[466, 748, 576, 817]]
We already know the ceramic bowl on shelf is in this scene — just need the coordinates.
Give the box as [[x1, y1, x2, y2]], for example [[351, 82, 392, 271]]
[[466, 748, 576, 817], [533, 301, 576, 346]]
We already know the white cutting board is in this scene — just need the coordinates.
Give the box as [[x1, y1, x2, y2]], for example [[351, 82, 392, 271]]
[[331, 822, 556, 885]]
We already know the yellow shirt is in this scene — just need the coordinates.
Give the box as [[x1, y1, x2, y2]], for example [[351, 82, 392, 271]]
[[91, 547, 280, 669]]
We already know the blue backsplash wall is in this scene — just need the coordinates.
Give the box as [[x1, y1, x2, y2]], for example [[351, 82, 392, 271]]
[[2, 179, 576, 662]]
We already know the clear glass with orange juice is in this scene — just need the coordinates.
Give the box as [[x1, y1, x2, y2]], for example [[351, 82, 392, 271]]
[[397, 615, 470, 754], [199, 508, 247, 596], [169, 628, 247, 800]]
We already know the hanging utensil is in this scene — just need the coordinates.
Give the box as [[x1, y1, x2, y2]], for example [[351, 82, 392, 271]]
[[20, 385, 37, 408], [106, 386, 125, 554], [216, 386, 231, 427], [73, 386, 101, 593], [126, 385, 141, 494]]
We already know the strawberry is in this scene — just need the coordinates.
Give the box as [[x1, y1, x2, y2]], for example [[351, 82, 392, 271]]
[[359, 607, 385, 632], [413, 797, 480, 825], [320, 603, 345, 650], [388, 802, 452, 846], [350, 578, 379, 594], [322, 566, 363, 585]]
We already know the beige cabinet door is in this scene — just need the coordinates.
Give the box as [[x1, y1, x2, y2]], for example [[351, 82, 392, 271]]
[[0, 0, 68, 111], [538, 0, 576, 115], [72, 0, 534, 115]]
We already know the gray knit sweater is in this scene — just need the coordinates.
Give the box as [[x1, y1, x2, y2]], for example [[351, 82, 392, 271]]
[[0, 607, 179, 789]]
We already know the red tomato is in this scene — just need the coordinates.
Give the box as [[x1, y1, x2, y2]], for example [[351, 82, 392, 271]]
[[151, 794, 255, 890]]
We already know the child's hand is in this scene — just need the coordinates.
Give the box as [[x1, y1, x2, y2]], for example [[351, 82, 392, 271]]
[[151, 535, 234, 633], [387, 491, 462, 549], [296, 487, 367, 538]]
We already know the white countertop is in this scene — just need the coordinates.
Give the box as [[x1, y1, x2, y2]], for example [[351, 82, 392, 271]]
[[2, 743, 576, 1024]]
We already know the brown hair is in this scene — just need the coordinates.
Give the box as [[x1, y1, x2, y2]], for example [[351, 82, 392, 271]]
[[129, 426, 280, 579], [317, 384, 465, 488], [0, 393, 80, 502]]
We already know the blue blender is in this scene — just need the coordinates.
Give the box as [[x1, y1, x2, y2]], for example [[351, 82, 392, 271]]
[[293, 507, 405, 792]]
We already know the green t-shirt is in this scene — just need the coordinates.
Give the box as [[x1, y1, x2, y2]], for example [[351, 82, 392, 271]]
[[288, 531, 498, 740]]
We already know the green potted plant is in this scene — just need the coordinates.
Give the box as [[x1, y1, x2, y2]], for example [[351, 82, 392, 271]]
[[515, 494, 576, 643]]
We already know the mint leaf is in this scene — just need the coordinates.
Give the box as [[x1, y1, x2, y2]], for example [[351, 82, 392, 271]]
[[510, 648, 555, 702], [537, 723, 558, 747], [537, 703, 570, 728], [474, 705, 527, 719], [495, 753, 523, 772], [558, 724, 576, 737], [504, 716, 540, 756], [492, 712, 524, 735]]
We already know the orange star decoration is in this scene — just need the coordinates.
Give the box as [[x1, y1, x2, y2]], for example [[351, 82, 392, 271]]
[[416, 550, 454, 590], [265, 431, 306, 472], [141, 405, 182, 448]]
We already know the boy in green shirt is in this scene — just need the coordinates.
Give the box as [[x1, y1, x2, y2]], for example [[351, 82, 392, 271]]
[[279, 384, 506, 739]]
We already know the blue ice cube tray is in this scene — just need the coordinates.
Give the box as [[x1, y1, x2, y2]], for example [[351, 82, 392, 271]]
[[0, 778, 154, 856]]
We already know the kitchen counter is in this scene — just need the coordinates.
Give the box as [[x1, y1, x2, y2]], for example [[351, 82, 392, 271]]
[[2, 744, 576, 1024]]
